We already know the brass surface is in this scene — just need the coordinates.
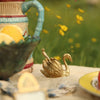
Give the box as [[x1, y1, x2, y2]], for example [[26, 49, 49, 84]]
[[40, 48, 72, 78]]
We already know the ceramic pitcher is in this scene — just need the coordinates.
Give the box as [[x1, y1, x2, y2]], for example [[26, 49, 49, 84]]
[[0, 0, 44, 69]]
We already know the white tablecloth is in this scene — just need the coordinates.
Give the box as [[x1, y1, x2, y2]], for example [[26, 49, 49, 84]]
[[1, 64, 100, 100]]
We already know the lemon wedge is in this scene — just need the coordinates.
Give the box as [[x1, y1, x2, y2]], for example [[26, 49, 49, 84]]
[[0, 25, 24, 43], [0, 33, 14, 44]]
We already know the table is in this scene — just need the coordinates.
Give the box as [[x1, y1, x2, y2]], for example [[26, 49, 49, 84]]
[[1, 64, 100, 100], [33, 64, 100, 100]]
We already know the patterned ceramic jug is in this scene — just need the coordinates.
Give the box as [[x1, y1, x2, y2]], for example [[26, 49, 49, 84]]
[[0, 0, 44, 70]]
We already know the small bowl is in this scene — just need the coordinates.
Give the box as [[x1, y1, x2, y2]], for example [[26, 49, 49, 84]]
[[0, 36, 40, 80]]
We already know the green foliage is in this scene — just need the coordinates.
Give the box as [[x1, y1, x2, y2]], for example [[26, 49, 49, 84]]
[[26, 0, 100, 67]]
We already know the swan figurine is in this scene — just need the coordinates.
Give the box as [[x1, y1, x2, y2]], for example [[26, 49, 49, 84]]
[[40, 48, 72, 78]]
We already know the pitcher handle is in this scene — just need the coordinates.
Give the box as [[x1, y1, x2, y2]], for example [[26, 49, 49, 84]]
[[22, 0, 44, 37]]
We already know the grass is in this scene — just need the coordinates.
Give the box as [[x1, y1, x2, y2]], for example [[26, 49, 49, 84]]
[[26, 0, 100, 67]]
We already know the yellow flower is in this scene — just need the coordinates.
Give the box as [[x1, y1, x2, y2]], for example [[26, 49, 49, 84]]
[[76, 15, 84, 24], [36, 12, 38, 16], [75, 43, 80, 48], [70, 45, 74, 49], [66, 4, 71, 8], [25, 9, 31, 15], [54, 56, 61, 61], [76, 15, 80, 20], [25, 13, 27, 16], [71, 50, 74, 53], [45, 6, 50, 12], [91, 38, 97, 42], [59, 29, 65, 36], [28, 9, 31, 12], [76, 20, 81, 24], [59, 25, 68, 32], [56, 15, 62, 19], [75, 33, 79, 38], [79, 17, 84, 21], [68, 38, 74, 43], [76, 15, 84, 21], [78, 8, 85, 13], [42, 29, 48, 34]]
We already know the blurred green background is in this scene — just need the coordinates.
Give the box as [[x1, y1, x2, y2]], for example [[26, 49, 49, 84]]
[[26, 0, 100, 67]]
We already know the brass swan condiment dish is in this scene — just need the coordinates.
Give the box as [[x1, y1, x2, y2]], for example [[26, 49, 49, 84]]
[[40, 49, 72, 78]]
